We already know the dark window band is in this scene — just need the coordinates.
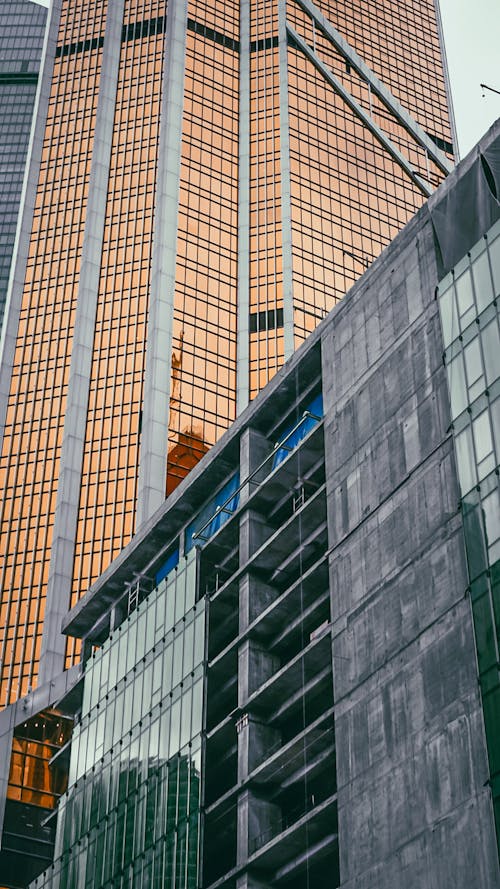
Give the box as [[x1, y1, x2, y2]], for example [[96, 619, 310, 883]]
[[56, 15, 165, 57], [187, 18, 239, 52], [249, 307, 284, 334], [427, 131, 454, 156], [56, 16, 279, 59], [55, 36, 104, 58], [250, 35, 279, 52], [122, 16, 165, 43], [0, 72, 38, 85]]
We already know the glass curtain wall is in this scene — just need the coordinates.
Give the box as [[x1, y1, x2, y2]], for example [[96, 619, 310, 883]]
[[68, 0, 168, 664], [31, 549, 205, 889], [438, 218, 500, 854], [167, 0, 239, 490], [0, 0, 454, 706], [286, 0, 452, 346], [0, 0, 108, 706]]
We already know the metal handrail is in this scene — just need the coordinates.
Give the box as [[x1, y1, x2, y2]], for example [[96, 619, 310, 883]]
[[192, 410, 322, 543]]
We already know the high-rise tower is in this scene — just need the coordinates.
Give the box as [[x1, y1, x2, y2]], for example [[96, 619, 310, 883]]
[[0, 0, 454, 705]]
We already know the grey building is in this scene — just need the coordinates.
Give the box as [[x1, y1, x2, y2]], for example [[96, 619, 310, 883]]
[[1, 120, 500, 888], [0, 0, 47, 333]]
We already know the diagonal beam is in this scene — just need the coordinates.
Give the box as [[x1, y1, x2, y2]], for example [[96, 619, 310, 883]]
[[287, 24, 433, 197], [292, 0, 453, 177]]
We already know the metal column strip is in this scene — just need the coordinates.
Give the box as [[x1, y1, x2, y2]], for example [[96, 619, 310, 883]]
[[287, 25, 433, 199], [136, 0, 188, 525], [292, 0, 453, 176], [237, 0, 251, 414], [278, 0, 295, 361]]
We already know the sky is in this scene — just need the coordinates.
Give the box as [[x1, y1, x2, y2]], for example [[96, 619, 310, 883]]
[[438, 0, 500, 157], [30, 0, 499, 158]]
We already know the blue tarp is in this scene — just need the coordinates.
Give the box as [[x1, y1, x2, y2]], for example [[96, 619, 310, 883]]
[[185, 472, 240, 552], [155, 547, 180, 585], [272, 393, 323, 469]]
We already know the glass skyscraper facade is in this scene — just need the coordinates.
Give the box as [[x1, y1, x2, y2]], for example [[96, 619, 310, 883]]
[[0, 0, 47, 332], [2, 119, 500, 889], [29, 376, 337, 889], [32, 551, 204, 888], [0, 0, 453, 706], [21, 122, 500, 884], [437, 218, 500, 850]]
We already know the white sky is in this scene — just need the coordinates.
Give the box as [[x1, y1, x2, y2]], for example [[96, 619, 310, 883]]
[[438, 0, 500, 157]]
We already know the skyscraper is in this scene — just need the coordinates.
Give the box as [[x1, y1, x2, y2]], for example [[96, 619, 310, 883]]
[[10, 117, 500, 888], [0, 0, 47, 332], [0, 0, 453, 705]]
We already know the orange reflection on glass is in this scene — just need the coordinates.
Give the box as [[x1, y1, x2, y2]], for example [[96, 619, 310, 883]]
[[247, 0, 284, 396], [286, 0, 452, 349], [167, 0, 239, 494], [7, 710, 72, 809], [0, 0, 107, 706], [68, 1, 166, 668]]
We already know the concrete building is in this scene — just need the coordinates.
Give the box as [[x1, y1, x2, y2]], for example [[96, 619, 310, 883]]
[[0, 119, 498, 889], [0, 0, 47, 332], [0, 0, 454, 706]]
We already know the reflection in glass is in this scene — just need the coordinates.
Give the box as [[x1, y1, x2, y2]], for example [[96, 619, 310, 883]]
[[438, 285, 459, 349], [448, 353, 467, 419], [7, 710, 72, 809], [472, 249, 493, 314], [439, 223, 500, 858], [464, 338, 484, 401], [482, 322, 500, 386], [455, 426, 477, 496]]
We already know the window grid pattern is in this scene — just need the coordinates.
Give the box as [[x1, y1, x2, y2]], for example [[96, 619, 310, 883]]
[[312, 0, 451, 145], [248, 0, 284, 399], [68, 0, 167, 667], [167, 0, 239, 495], [288, 1, 449, 187], [438, 219, 500, 854], [286, 0, 451, 347], [0, 0, 47, 331], [0, 0, 107, 706], [32, 553, 204, 889]]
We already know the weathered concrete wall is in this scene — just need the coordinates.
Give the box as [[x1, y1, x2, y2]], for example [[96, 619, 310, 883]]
[[322, 211, 500, 887]]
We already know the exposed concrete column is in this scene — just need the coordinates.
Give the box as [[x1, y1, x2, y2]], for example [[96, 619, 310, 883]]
[[110, 599, 127, 632], [239, 427, 271, 504], [236, 645, 280, 871], [239, 510, 273, 564], [239, 574, 276, 632], [236, 787, 280, 866], [235, 442, 281, 876], [236, 718, 280, 878], [237, 712, 280, 780], [238, 640, 279, 706], [38, 0, 125, 685], [136, 0, 188, 526]]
